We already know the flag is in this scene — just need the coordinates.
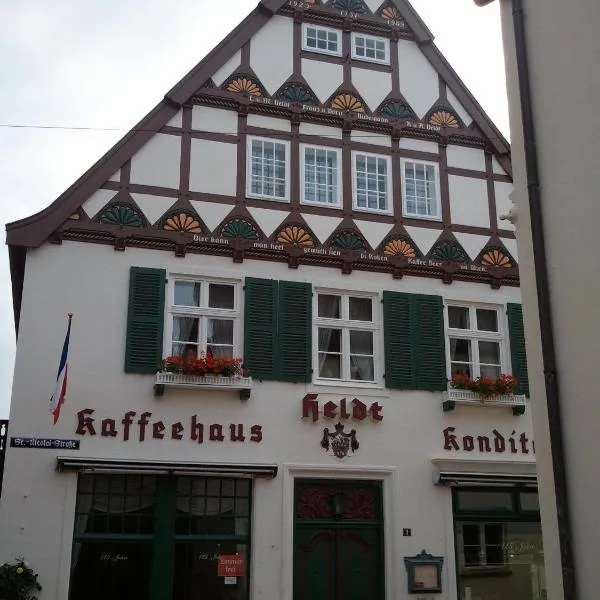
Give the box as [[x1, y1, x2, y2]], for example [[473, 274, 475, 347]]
[[49, 314, 73, 425]]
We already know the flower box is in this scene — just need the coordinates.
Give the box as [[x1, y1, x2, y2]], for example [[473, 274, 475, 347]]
[[442, 388, 527, 415], [154, 373, 252, 400]]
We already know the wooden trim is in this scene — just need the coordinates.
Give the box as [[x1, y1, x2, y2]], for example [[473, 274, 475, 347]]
[[291, 121, 301, 208], [300, 49, 393, 74], [390, 37, 400, 94], [391, 139, 403, 223], [241, 41, 251, 69], [342, 128, 353, 215], [120, 159, 131, 187], [486, 151, 499, 235], [179, 106, 192, 194], [237, 112, 248, 200], [439, 142, 451, 226]]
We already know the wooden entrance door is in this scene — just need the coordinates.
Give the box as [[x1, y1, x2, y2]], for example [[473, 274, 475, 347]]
[[293, 480, 384, 600]]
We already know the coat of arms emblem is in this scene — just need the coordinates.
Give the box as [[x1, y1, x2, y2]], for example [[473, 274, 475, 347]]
[[321, 423, 359, 459]]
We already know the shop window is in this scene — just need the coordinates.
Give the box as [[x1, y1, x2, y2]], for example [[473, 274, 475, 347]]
[[70, 474, 251, 600]]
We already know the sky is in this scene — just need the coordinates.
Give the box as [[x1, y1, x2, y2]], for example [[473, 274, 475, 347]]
[[0, 0, 508, 419]]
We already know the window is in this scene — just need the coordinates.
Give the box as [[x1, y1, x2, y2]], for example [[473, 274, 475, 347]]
[[402, 159, 440, 219], [301, 145, 342, 206], [459, 523, 506, 568], [353, 152, 391, 213], [70, 474, 251, 600], [314, 292, 378, 383], [247, 137, 290, 201], [303, 24, 342, 56], [167, 278, 239, 358], [446, 304, 505, 379], [352, 34, 389, 64]]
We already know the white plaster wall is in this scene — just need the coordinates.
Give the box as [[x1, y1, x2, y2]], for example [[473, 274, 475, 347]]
[[211, 50, 241, 87], [130, 133, 181, 189], [397, 39, 439, 117], [192, 106, 238, 134], [351, 131, 391, 147], [363, 0, 382, 11], [247, 114, 292, 132], [492, 156, 507, 175], [250, 16, 294, 95], [81, 189, 117, 219], [447, 89, 473, 127], [189, 139, 237, 196], [446, 145, 486, 172], [299, 122, 342, 140], [351, 67, 391, 113], [302, 59, 343, 103], [399, 137, 438, 154], [165, 110, 182, 128], [449, 175, 490, 228], [0, 242, 532, 600], [495, 180, 515, 231]]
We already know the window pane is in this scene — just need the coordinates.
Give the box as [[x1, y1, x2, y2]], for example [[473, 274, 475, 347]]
[[448, 306, 469, 329], [520, 492, 540, 512], [404, 160, 437, 217], [318, 328, 341, 352], [175, 281, 200, 307], [208, 284, 234, 309], [350, 356, 374, 381], [485, 524, 506, 565], [479, 340, 500, 364], [450, 338, 471, 363], [457, 490, 513, 512], [207, 319, 233, 345], [318, 354, 341, 379], [173, 317, 199, 344], [480, 364, 501, 380], [318, 294, 341, 318], [349, 297, 372, 321], [350, 330, 373, 355], [477, 309, 498, 332], [461, 524, 482, 567]]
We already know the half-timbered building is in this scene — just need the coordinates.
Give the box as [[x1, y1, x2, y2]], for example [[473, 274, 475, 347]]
[[0, 1, 546, 599]]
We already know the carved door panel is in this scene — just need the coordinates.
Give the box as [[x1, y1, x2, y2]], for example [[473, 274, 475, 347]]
[[293, 480, 384, 600]]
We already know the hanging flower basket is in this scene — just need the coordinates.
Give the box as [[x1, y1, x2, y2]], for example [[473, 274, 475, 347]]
[[0, 558, 41, 600]]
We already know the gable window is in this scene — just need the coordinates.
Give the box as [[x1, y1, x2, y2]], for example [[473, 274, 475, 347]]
[[353, 152, 391, 213], [352, 34, 389, 64], [167, 278, 239, 358], [446, 304, 505, 379], [301, 145, 342, 206], [247, 137, 290, 201], [303, 24, 342, 57], [402, 159, 441, 219], [314, 292, 378, 383]]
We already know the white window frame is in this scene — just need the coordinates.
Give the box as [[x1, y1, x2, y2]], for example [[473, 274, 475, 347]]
[[300, 144, 343, 208], [246, 136, 291, 202], [351, 33, 390, 65], [352, 151, 392, 214], [401, 158, 442, 220], [302, 24, 342, 57], [165, 276, 242, 359], [444, 302, 508, 381], [313, 289, 382, 387]]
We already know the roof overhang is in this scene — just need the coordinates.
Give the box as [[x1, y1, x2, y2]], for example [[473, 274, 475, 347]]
[[56, 457, 278, 478], [474, 0, 497, 5], [432, 457, 537, 487]]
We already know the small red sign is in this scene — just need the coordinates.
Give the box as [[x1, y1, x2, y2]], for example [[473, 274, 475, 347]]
[[218, 555, 245, 577]]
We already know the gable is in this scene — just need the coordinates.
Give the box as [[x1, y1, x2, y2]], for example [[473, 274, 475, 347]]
[[6, 0, 515, 326]]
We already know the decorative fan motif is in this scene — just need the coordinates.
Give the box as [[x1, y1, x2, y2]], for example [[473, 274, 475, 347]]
[[383, 238, 416, 257], [380, 5, 401, 19], [429, 110, 460, 128], [482, 249, 512, 268], [221, 219, 260, 240], [278, 83, 317, 105], [163, 212, 202, 233], [225, 77, 262, 97], [68, 212, 81, 221], [99, 205, 143, 227], [329, 0, 370, 14], [331, 232, 364, 252], [277, 226, 315, 247], [432, 243, 467, 262], [331, 94, 365, 113], [379, 101, 412, 120]]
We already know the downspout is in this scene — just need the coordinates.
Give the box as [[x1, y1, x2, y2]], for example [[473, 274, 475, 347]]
[[510, 0, 577, 598]]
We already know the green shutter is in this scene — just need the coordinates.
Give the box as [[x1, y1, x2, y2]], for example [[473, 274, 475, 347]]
[[244, 277, 278, 380], [277, 281, 312, 382], [414, 294, 447, 391], [383, 292, 446, 391], [507, 303, 530, 396], [383, 291, 416, 389], [124, 267, 166, 373]]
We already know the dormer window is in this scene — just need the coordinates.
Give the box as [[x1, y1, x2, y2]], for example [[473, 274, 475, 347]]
[[303, 24, 342, 57]]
